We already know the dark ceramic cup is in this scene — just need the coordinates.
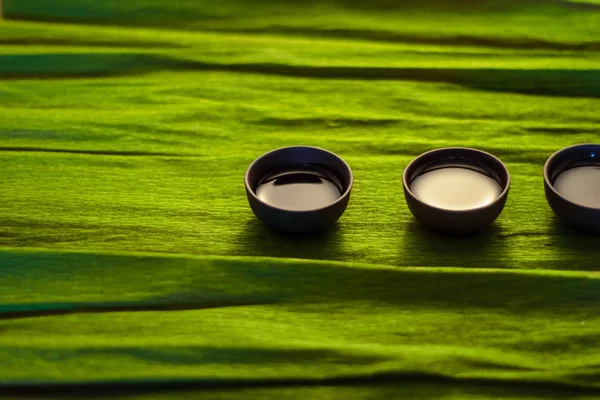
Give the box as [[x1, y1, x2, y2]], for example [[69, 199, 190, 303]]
[[544, 143, 600, 233], [402, 147, 510, 234], [245, 146, 353, 233]]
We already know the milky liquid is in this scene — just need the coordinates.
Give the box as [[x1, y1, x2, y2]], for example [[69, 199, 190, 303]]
[[256, 167, 343, 211], [553, 166, 600, 208], [411, 167, 502, 211]]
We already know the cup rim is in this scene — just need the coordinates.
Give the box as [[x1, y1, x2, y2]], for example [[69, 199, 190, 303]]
[[244, 146, 354, 214], [543, 143, 600, 212], [402, 147, 511, 214]]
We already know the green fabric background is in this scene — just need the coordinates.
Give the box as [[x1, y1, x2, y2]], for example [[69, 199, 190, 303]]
[[0, 0, 599, 398]]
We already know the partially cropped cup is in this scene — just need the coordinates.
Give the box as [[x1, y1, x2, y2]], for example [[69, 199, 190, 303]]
[[544, 143, 600, 233], [245, 146, 353, 233], [402, 147, 510, 234]]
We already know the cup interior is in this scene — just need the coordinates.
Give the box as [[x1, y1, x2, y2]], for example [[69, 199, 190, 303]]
[[544, 144, 600, 210], [545, 144, 600, 184], [245, 146, 353, 211], [403, 148, 510, 211]]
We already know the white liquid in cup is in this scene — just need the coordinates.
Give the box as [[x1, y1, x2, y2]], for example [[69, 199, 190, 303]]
[[411, 167, 502, 211], [553, 166, 600, 209]]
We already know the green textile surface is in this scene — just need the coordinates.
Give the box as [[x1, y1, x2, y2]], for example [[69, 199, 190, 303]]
[[0, 0, 599, 398]]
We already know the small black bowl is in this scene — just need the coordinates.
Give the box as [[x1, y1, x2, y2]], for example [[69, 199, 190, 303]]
[[244, 146, 353, 233], [402, 147, 510, 234], [544, 143, 600, 233]]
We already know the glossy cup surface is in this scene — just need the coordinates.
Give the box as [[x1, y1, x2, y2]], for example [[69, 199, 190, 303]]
[[543, 143, 600, 233], [245, 146, 353, 233], [403, 147, 510, 234]]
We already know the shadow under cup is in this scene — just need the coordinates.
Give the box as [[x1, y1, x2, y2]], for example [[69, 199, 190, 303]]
[[403, 148, 511, 234]]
